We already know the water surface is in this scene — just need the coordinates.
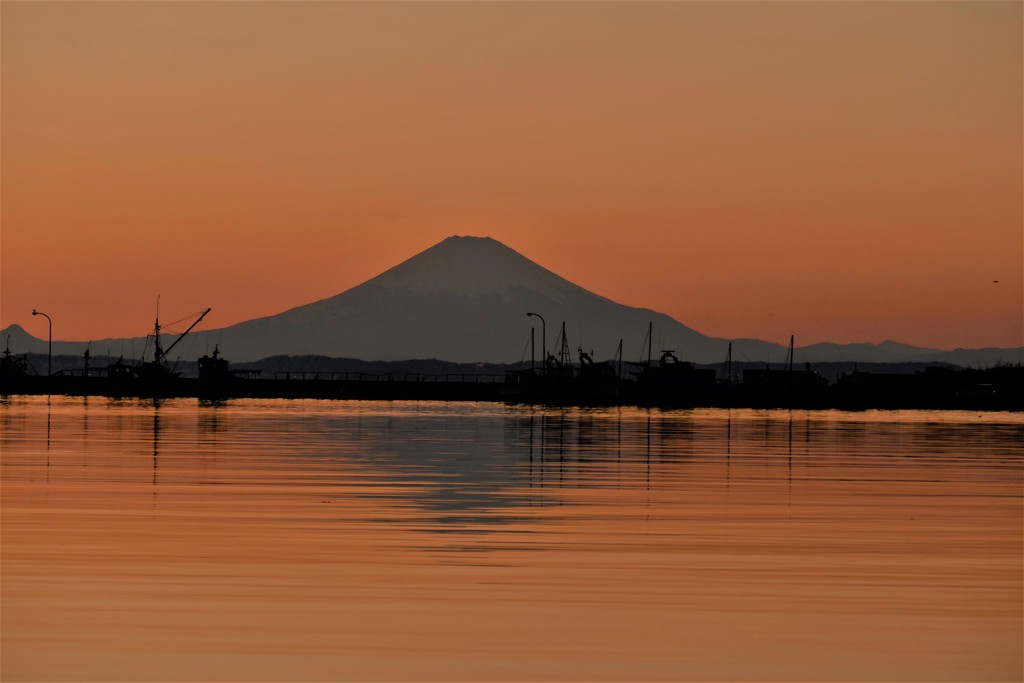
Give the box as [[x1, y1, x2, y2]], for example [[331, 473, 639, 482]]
[[2, 397, 1021, 681]]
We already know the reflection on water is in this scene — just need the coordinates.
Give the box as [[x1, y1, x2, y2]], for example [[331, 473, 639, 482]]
[[2, 396, 1021, 682]]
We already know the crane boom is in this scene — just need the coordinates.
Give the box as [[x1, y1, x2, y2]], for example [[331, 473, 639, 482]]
[[157, 308, 211, 362]]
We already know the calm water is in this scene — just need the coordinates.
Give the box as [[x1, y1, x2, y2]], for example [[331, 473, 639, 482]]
[[2, 396, 1021, 682]]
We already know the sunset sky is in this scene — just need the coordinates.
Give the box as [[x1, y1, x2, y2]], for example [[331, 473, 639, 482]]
[[2, 1, 1021, 350]]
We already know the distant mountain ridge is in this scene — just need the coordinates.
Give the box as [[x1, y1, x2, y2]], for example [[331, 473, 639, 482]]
[[3, 236, 1022, 365]]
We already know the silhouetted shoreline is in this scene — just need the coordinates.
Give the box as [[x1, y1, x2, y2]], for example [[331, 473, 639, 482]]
[[2, 353, 1020, 411]]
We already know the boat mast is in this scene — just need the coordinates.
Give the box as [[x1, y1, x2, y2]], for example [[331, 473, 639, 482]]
[[617, 338, 623, 380], [726, 341, 733, 383], [558, 322, 570, 367], [647, 322, 653, 367], [153, 296, 165, 364]]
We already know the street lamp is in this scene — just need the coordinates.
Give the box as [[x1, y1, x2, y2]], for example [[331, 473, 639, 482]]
[[526, 312, 545, 369], [32, 309, 52, 377]]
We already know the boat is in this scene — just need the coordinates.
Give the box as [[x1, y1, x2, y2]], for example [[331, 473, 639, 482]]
[[740, 335, 828, 406], [627, 323, 717, 405], [503, 322, 620, 404], [0, 336, 30, 379], [197, 344, 232, 382], [105, 306, 211, 384]]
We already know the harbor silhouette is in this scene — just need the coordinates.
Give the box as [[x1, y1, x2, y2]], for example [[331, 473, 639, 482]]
[[3, 323, 1021, 410]]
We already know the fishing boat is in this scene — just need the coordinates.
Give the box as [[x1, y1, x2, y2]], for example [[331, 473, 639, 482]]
[[0, 336, 30, 379], [105, 306, 211, 384], [740, 335, 828, 406], [627, 322, 717, 405]]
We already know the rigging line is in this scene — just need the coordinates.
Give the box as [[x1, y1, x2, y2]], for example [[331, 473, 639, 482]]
[[519, 329, 533, 365], [635, 326, 650, 363], [164, 309, 208, 329]]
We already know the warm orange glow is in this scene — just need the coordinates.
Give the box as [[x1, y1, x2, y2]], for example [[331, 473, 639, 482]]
[[3, 399, 1022, 681], [2, 2, 1021, 349]]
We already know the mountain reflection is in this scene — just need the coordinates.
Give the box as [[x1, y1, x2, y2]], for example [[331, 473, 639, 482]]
[[330, 408, 731, 532], [16, 398, 1021, 557]]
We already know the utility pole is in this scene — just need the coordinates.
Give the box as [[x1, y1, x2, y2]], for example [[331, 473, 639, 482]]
[[31, 309, 52, 377]]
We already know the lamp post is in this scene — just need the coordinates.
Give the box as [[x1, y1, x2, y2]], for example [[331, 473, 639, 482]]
[[32, 309, 52, 377], [526, 312, 545, 370]]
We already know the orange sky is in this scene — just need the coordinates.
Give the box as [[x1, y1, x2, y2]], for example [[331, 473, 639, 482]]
[[2, 1, 1021, 350]]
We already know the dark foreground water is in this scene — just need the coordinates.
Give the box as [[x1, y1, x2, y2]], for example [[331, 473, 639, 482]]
[[2, 397, 1021, 682]]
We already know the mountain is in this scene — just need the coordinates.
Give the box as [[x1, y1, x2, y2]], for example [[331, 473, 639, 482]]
[[3, 236, 1022, 365], [196, 235, 769, 363]]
